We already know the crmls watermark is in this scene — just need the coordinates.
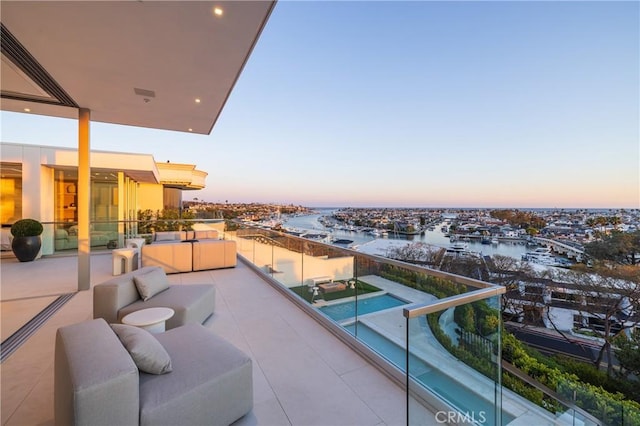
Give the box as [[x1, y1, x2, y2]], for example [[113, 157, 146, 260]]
[[435, 410, 487, 424]]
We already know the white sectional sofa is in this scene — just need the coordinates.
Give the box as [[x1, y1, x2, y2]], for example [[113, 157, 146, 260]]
[[141, 230, 236, 274]]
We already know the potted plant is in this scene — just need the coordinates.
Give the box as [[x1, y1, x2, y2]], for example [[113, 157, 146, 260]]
[[10, 218, 43, 262]]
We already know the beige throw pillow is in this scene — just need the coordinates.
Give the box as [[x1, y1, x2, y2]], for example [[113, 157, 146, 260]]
[[111, 324, 172, 374], [133, 268, 170, 301]]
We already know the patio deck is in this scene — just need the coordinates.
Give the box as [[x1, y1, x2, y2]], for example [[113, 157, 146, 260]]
[[1, 253, 437, 425]]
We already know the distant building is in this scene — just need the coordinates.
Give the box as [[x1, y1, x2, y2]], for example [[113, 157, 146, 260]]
[[503, 277, 638, 337]]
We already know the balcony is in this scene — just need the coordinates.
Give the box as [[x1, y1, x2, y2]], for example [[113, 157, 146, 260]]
[[1, 222, 619, 425], [1, 246, 431, 425]]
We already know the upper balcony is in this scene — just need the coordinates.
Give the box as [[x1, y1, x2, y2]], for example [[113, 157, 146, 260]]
[[156, 162, 208, 191]]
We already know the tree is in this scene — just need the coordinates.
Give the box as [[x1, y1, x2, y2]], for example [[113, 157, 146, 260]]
[[614, 329, 640, 379], [487, 255, 544, 325], [489, 209, 546, 231], [561, 265, 640, 376], [584, 230, 640, 265], [385, 242, 440, 265], [440, 255, 488, 281]]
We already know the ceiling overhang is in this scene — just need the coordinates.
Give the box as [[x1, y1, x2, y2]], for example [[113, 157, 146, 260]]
[[0, 1, 276, 134]]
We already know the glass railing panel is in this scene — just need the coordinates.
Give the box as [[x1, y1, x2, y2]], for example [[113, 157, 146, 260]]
[[233, 224, 304, 289], [556, 378, 639, 425], [407, 294, 505, 425], [261, 228, 298, 285], [300, 240, 360, 317], [502, 362, 607, 425], [233, 226, 258, 263]]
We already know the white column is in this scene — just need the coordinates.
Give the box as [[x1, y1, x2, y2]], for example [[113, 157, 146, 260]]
[[118, 171, 125, 246], [78, 108, 91, 291]]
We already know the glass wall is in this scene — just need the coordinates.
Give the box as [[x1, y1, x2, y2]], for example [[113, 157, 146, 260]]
[[53, 169, 120, 251], [1, 162, 22, 224], [163, 187, 182, 210], [54, 170, 78, 226], [1, 162, 22, 252]]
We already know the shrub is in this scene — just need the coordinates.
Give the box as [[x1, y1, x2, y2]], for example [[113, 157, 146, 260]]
[[10, 219, 43, 237], [454, 304, 475, 332]]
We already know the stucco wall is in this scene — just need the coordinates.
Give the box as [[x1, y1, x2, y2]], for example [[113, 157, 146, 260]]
[[235, 237, 354, 287], [138, 183, 164, 212]]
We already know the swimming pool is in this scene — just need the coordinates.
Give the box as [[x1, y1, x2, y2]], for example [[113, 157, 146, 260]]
[[319, 293, 408, 322], [345, 322, 514, 426]]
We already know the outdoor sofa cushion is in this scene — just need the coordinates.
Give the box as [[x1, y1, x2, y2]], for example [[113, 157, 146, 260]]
[[139, 323, 253, 426], [133, 267, 171, 300], [55, 318, 139, 425], [141, 242, 193, 274], [153, 231, 187, 242], [117, 284, 216, 331], [192, 240, 237, 271], [111, 324, 172, 374]]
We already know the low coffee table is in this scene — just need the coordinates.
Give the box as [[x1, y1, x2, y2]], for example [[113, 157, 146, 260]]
[[121, 307, 175, 334]]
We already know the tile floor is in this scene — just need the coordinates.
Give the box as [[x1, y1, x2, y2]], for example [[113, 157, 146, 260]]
[[1, 253, 438, 426]]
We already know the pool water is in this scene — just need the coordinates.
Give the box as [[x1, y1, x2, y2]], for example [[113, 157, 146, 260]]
[[345, 322, 514, 426], [319, 294, 407, 321]]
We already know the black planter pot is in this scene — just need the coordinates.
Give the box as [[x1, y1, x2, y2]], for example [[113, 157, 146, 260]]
[[11, 236, 42, 262]]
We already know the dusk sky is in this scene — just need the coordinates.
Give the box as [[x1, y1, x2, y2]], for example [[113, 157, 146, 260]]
[[2, 1, 639, 209]]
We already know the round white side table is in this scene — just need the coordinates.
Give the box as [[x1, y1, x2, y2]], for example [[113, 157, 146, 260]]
[[121, 307, 175, 333]]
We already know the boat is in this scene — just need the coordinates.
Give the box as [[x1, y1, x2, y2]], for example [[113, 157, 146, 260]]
[[481, 237, 491, 245], [446, 241, 469, 254], [301, 233, 332, 244], [491, 238, 499, 245], [521, 247, 556, 264], [332, 239, 354, 248]]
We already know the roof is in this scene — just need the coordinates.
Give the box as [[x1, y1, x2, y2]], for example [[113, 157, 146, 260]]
[[1, 1, 276, 134], [2, 142, 207, 189]]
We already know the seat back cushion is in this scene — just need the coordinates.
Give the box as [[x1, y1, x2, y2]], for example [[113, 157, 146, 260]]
[[55, 318, 139, 426], [194, 230, 219, 240], [153, 231, 186, 242], [93, 266, 161, 323], [139, 324, 252, 426], [111, 324, 172, 374], [133, 267, 170, 301]]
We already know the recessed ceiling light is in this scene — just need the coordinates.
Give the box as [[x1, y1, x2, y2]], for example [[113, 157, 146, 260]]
[[24, 108, 31, 112], [213, 7, 223, 16], [195, 98, 201, 104]]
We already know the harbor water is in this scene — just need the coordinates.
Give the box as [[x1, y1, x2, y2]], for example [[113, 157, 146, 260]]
[[283, 208, 531, 260]]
